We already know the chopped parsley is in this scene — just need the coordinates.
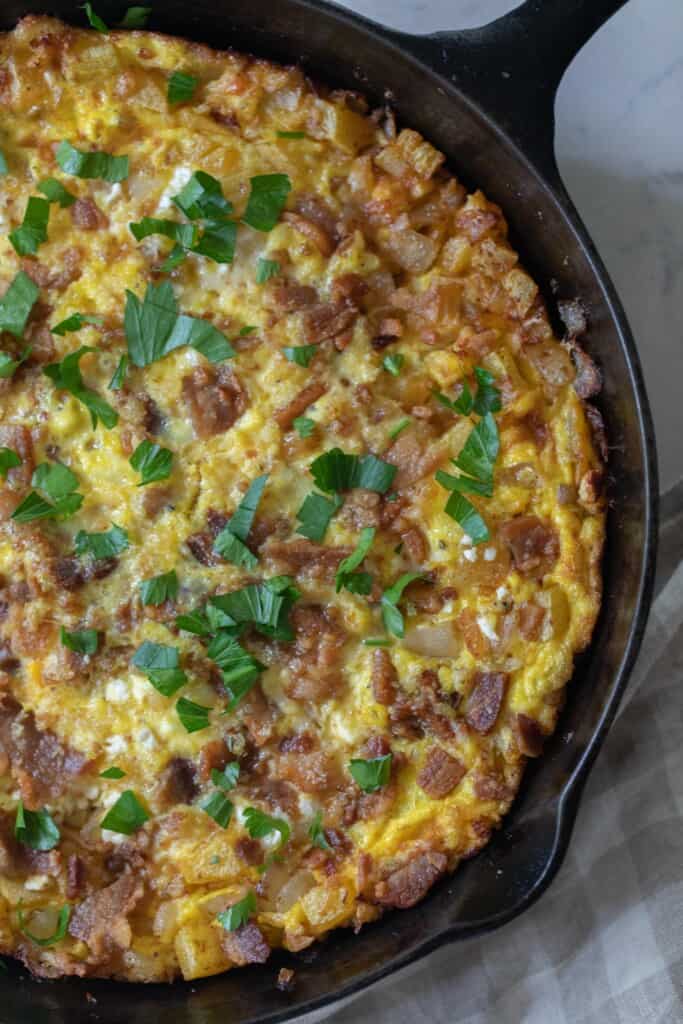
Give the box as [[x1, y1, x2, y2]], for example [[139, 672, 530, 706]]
[[82, 2, 108, 31], [56, 140, 129, 183], [100, 766, 126, 779], [60, 626, 99, 655], [14, 801, 60, 851], [176, 696, 211, 733], [388, 417, 410, 441], [308, 811, 330, 850], [362, 637, 394, 647], [382, 352, 404, 377], [348, 754, 392, 793], [108, 354, 128, 390], [293, 416, 315, 438], [213, 474, 268, 570], [207, 577, 299, 642], [0, 271, 40, 338], [435, 411, 500, 545], [18, 903, 70, 948], [199, 792, 233, 828], [310, 447, 396, 495], [140, 569, 178, 606], [101, 790, 149, 835], [335, 526, 374, 595], [207, 633, 264, 710], [12, 462, 83, 523], [173, 171, 233, 221], [276, 130, 306, 139], [0, 448, 21, 479], [37, 177, 76, 207], [44, 346, 119, 429], [0, 151, 7, 176], [243, 173, 291, 232], [243, 807, 291, 847], [132, 641, 187, 696], [217, 891, 256, 932], [381, 572, 423, 637], [0, 347, 30, 380], [434, 366, 501, 417], [255, 257, 280, 284], [168, 71, 199, 105], [9, 196, 50, 257], [282, 344, 317, 367], [51, 313, 103, 336], [211, 763, 240, 791], [74, 524, 129, 559], [124, 281, 234, 366], [119, 6, 151, 27], [129, 439, 173, 485], [295, 491, 343, 542], [129, 217, 198, 249]]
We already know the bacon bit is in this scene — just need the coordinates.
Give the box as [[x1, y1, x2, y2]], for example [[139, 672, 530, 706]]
[[342, 488, 381, 530], [221, 922, 270, 966], [384, 424, 445, 490], [514, 712, 546, 756], [198, 739, 229, 781], [276, 967, 295, 992], [302, 300, 357, 344], [465, 672, 508, 734], [374, 850, 447, 909], [473, 774, 511, 801], [274, 378, 326, 430], [20, 246, 83, 291], [371, 648, 397, 706], [267, 281, 318, 313], [282, 604, 347, 702], [235, 837, 262, 865], [70, 197, 108, 230], [417, 746, 466, 798], [69, 873, 144, 958], [157, 757, 198, 806], [282, 211, 334, 256], [456, 608, 491, 659], [66, 854, 87, 900], [182, 365, 247, 439], [522, 411, 549, 449], [401, 525, 428, 565], [517, 602, 545, 641], [262, 539, 352, 583], [499, 516, 560, 576], [330, 272, 368, 306], [0, 425, 34, 489], [556, 483, 576, 505], [25, 325, 55, 365], [279, 750, 340, 793]]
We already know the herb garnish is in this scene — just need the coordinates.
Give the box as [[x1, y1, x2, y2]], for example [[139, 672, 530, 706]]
[[308, 810, 330, 850], [18, 903, 70, 948], [243, 174, 291, 232], [51, 313, 103, 336], [0, 448, 21, 479], [132, 641, 187, 696], [56, 140, 129, 183], [12, 462, 83, 523], [60, 626, 99, 655], [348, 754, 392, 793], [119, 6, 151, 28], [0, 347, 31, 380], [295, 491, 343, 542], [380, 572, 423, 637], [335, 526, 374, 595], [0, 271, 39, 338], [75, 524, 129, 559], [37, 177, 77, 207], [0, 151, 7, 176], [213, 474, 268, 570], [199, 791, 233, 828], [383, 353, 404, 377], [15, 801, 60, 851], [207, 633, 264, 710], [129, 217, 198, 249], [276, 130, 306, 139], [176, 696, 211, 733], [435, 411, 500, 545], [101, 790, 149, 835], [212, 763, 240, 791], [82, 2, 108, 32], [9, 196, 50, 256], [168, 71, 199, 105], [124, 281, 235, 366], [100, 766, 126, 779], [140, 569, 178, 606], [243, 807, 291, 847], [310, 447, 396, 495], [207, 577, 299, 642], [108, 354, 128, 390], [255, 257, 280, 284], [129, 439, 173, 485], [44, 346, 118, 429], [282, 344, 317, 367], [388, 417, 410, 441], [217, 891, 256, 932], [293, 416, 315, 438], [434, 366, 502, 417]]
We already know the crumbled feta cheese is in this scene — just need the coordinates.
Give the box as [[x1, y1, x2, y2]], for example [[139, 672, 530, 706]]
[[105, 734, 128, 757], [476, 615, 498, 642], [105, 678, 129, 703], [496, 586, 509, 600], [157, 165, 193, 211], [460, 534, 472, 546], [137, 727, 157, 750], [25, 874, 50, 891], [463, 548, 477, 562], [483, 547, 497, 561]]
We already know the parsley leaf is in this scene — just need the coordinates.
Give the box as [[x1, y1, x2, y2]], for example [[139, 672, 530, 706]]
[[308, 810, 330, 850], [0, 150, 7, 176], [0, 347, 31, 380], [130, 440, 173, 486], [108, 354, 128, 390], [37, 177, 76, 207], [12, 462, 83, 523], [0, 448, 21, 479], [217, 891, 256, 932], [255, 257, 280, 284], [213, 475, 267, 569], [176, 696, 211, 733], [381, 572, 423, 637], [310, 448, 396, 495], [129, 217, 198, 249], [101, 790, 149, 835], [175, 608, 211, 635], [243, 174, 291, 232], [336, 526, 374, 595], [168, 315, 236, 362], [168, 71, 199, 105], [56, 140, 129, 183], [295, 491, 343, 542], [199, 791, 233, 828], [243, 807, 291, 847], [436, 411, 500, 545], [192, 220, 237, 264], [15, 801, 60, 851], [207, 633, 264, 709], [82, 2, 108, 31], [173, 171, 233, 221], [44, 346, 118, 429], [349, 754, 392, 793], [211, 763, 240, 790], [293, 416, 315, 438], [208, 577, 299, 642], [0, 271, 40, 338], [74, 524, 129, 559], [124, 282, 234, 365], [282, 344, 317, 367], [435, 367, 502, 417], [60, 626, 99, 655], [383, 352, 404, 377], [9, 196, 50, 256], [362, 637, 393, 647], [132, 641, 187, 696], [51, 313, 103, 336], [118, 6, 151, 27], [139, 569, 178, 606], [18, 903, 70, 948], [100, 766, 126, 779], [276, 130, 306, 139], [388, 417, 410, 440]]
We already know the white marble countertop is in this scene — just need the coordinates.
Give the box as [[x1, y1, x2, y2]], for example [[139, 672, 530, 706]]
[[340, 0, 683, 492]]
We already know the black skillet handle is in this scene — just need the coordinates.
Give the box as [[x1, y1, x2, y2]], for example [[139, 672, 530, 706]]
[[402, 0, 628, 187]]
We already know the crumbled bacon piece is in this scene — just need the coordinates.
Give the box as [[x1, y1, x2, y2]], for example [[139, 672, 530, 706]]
[[282, 604, 347, 702], [417, 746, 466, 798], [499, 516, 560, 576], [374, 850, 447, 909], [274, 378, 326, 430], [465, 672, 508, 735], [182, 365, 247, 438], [69, 873, 144, 958], [371, 648, 397, 706], [221, 922, 270, 966], [70, 197, 108, 230]]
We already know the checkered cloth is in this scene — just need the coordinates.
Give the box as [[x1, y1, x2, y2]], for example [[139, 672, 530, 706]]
[[314, 479, 683, 1024]]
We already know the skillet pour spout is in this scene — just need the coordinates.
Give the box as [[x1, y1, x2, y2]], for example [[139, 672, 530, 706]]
[[0, 1, 657, 1022]]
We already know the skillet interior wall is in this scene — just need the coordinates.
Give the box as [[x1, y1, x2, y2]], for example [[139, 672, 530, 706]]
[[0, 2, 655, 1023]]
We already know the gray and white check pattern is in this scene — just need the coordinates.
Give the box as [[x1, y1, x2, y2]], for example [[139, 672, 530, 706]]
[[315, 480, 683, 1024]]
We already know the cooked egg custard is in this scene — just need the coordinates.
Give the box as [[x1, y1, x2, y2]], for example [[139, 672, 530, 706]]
[[0, 16, 605, 982]]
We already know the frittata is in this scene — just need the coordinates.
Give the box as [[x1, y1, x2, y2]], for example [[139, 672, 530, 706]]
[[0, 13, 606, 983]]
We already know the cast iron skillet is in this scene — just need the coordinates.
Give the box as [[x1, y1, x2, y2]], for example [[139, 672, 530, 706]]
[[0, 1, 658, 1021]]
